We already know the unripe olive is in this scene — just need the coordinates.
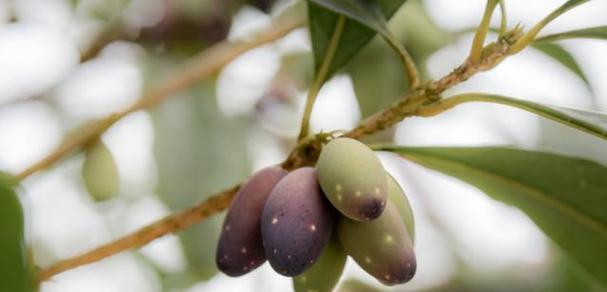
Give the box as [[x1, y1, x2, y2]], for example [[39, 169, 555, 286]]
[[261, 167, 335, 276], [216, 166, 288, 276], [82, 141, 119, 202], [337, 186, 416, 285], [0, 183, 36, 292], [387, 174, 415, 242], [293, 235, 346, 292], [316, 138, 387, 221]]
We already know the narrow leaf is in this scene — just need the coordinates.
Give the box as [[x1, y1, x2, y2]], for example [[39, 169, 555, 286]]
[[429, 93, 607, 142], [378, 146, 607, 287], [532, 42, 590, 86], [536, 26, 607, 42], [308, 0, 407, 77]]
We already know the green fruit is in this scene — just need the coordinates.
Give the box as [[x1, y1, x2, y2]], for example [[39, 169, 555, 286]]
[[386, 174, 414, 242], [317, 138, 387, 221], [82, 141, 119, 201], [0, 183, 37, 292], [293, 235, 347, 292], [337, 193, 416, 286]]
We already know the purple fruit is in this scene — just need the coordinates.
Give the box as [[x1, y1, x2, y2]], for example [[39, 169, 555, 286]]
[[261, 167, 335, 276], [216, 166, 288, 277]]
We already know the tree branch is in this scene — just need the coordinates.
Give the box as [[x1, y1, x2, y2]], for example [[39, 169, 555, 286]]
[[16, 15, 304, 181], [38, 31, 524, 281], [38, 185, 239, 281]]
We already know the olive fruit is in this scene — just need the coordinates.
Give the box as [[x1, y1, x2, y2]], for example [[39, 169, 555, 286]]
[[82, 141, 119, 202], [216, 166, 288, 276], [337, 182, 416, 285], [386, 174, 415, 242], [0, 183, 36, 292], [261, 167, 335, 276], [293, 234, 347, 292], [316, 138, 387, 221]]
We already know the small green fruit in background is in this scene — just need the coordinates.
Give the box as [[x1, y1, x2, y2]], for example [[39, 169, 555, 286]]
[[316, 138, 387, 221], [293, 234, 347, 292], [0, 183, 37, 292], [82, 141, 119, 202], [386, 174, 415, 242], [337, 180, 416, 286]]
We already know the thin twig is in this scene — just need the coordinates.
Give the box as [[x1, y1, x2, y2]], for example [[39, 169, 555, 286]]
[[470, 0, 499, 63], [382, 34, 421, 88], [38, 31, 522, 282], [16, 15, 304, 181], [297, 16, 346, 141], [38, 185, 239, 281]]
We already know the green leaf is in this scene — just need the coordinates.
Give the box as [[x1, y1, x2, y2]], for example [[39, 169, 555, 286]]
[[431, 93, 607, 142], [377, 145, 607, 287], [308, 0, 407, 77], [0, 183, 37, 292], [532, 42, 590, 87], [536, 26, 607, 42], [151, 76, 251, 280]]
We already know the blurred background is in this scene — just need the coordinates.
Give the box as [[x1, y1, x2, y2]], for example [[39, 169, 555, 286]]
[[1, 0, 606, 291]]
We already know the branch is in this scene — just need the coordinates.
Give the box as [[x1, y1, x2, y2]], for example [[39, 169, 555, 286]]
[[38, 185, 239, 281], [16, 15, 304, 181], [38, 31, 524, 281]]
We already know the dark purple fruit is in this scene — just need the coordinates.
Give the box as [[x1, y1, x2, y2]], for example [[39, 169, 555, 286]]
[[338, 194, 416, 285], [261, 167, 335, 276], [216, 166, 288, 277], [316, 138, 387, 221]]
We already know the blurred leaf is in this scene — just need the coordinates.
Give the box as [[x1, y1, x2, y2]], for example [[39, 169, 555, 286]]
[[378, 146, 607, 287], [532, 42, 590, 87], [347, 0, 448, 118], [308, 0, 407, 78], [346, 37, 408, 117], [536, 26, 607, 42], [442, 94, 607, 142], [0, 171, 18, 188], [82, 141, 120, 202], [0, 183, 36, 292], [151, 78, 251, 280]]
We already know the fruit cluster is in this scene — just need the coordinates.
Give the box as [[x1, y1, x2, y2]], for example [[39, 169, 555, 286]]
[[216, 138, 416, 291]]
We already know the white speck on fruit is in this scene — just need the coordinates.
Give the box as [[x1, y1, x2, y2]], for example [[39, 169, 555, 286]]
[[225, 225, 231, 231], [365, 256, 372, 264], [385, 234, 394, 244], [241, 247, 247, 254], [272, 217, 278, 224], [309, 224, 316, 231]]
